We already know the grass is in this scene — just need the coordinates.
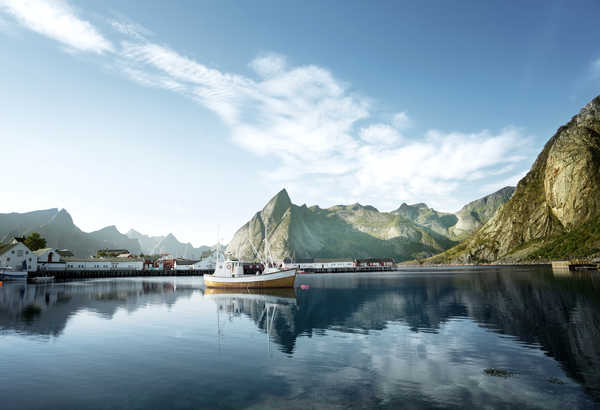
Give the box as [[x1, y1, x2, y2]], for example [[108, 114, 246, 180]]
[[529, 215, 600, 260]]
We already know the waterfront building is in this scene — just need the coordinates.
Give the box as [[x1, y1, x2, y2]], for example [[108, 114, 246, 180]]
[[174, 258, 201, 271], [34, 248, 67, 271], [56, 249, 74, 258], [0, 239, 37, 271], [96, 249, 130, 257], [355, 258, 394, 267], [64, 257, 143, 271]]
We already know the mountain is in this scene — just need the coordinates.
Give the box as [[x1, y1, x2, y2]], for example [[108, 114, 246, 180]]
[[0, 208, 141, 257], [430, 96, 600, 263], [449, 186, 515, 238], [126, 230, 209, 259], [126, 229, 164, 254], [88, 226, 141, 253], [226, 188, 512, 262], [392, 203, 458, 237]]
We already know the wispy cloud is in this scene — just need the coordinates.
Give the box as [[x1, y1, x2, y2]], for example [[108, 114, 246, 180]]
[[591, 58, 600, 78], [392, 111, 412, 129], [0, 0, 535, 211], [0, 0, 113, 53]]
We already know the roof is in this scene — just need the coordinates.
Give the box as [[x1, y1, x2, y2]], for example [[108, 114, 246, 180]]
[[355, 258, 394, 263], [174, 258, 201, 265], [64, 257, 144, 262], [56, 249, 74, 257], [117, 253, 132, 258], [293, 258, 314, 263], [314, 258, 355, 263], [33, 248, 53, 256], [0, 243, 18, 255]]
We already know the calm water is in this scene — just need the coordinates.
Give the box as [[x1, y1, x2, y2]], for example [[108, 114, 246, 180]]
[[1, 267, 600, 409]]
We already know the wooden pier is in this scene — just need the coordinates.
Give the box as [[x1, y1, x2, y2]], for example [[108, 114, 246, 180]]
[[29, 269, 214, 280], [552, 260, 598, 272], [301, 266, 394, 274]]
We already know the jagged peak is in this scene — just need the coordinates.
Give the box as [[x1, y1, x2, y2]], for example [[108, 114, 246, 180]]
[[49, 208, 74, 225], [262, 188, 293, 222], [265, 188, 291, 207]]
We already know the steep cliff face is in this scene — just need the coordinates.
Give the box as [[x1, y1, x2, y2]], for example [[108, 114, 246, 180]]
[[433, 96, 600, 262]]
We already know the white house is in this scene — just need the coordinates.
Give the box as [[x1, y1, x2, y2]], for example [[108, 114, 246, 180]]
[[34, 248, 66, 271], [64, 257, 144, 271], [174, 258, 200, 271], [0, 240, 37, 272]]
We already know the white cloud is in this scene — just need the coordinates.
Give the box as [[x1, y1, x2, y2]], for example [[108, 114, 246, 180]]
[[480, 170, 528, 195], [249, 53, 286, 78], [392, 111, 412, 129], [110, 19, 151, 40], [360, 124, 402, 145], [0, 0, 113, 53], [0, 0, 536, 212]]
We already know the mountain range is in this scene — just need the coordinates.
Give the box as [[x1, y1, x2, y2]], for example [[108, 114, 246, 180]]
[[0, 209, 141, 257], [126, 230, 210, 259], [6, 96, 598, 263], [225, 186, 514, 261], [0, 209, 208, 259]]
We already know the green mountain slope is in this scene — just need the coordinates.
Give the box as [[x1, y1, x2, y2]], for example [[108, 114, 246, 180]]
[[226, 187, 513, 262]]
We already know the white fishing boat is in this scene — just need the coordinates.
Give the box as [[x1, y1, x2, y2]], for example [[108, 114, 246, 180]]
[[204, 225, 296, 289], [0, 266, 28, 280]]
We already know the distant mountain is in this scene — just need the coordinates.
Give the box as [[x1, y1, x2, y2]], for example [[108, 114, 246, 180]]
[[449, 186, 515, 239], [429, 96, 600, 263], [126, 230, 209, 259], [0, 208, 140, 257], [392, 203, 458, 237], [126, 229, 164, 254], [226, 188, 512, 262]]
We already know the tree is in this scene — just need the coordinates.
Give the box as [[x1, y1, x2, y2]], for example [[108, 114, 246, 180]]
[[24, 232, 46, 251]]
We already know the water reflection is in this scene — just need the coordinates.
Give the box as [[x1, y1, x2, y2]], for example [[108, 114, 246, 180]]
[[0, 269, 599, 408], [203, 288, 298, 353], [0, 279, 198, 337]]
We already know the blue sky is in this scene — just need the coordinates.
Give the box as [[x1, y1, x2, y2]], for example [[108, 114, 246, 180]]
[[1, 0, 599, 246]]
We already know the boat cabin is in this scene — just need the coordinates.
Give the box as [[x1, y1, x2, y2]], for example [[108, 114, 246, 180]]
[[215, 260, 246, 277]]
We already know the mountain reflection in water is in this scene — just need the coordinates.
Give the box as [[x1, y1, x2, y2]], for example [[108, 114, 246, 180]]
[[0, 268, 599, 409]]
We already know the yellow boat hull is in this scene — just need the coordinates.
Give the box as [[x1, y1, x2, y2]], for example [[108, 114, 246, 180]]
[[204, 271, 296, 289]]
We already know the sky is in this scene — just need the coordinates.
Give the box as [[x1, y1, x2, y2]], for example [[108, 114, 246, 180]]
[[0, 0, 599, 246]]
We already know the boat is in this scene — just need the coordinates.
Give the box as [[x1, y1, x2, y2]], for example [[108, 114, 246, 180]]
[[0, 266, 28, 280], [203, 224, 296, 289]]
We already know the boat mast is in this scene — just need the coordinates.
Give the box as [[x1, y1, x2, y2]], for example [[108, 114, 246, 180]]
[[264, 221, 274, 267]]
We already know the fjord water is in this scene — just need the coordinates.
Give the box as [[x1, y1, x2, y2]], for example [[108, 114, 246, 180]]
[[1, 268, 599, 409]]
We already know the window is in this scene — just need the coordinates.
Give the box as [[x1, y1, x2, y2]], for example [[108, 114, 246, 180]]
[[7, 257, 10, 262], [11, 250, 14, 254]]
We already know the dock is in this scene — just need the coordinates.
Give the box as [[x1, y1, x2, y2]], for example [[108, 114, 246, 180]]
[[552, 260, 598, 272], [300, 266, 394, 273], [29, 269, 214, 280]]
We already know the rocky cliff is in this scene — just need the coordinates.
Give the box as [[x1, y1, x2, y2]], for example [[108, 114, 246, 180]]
[[431, 96, 600, 263]]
